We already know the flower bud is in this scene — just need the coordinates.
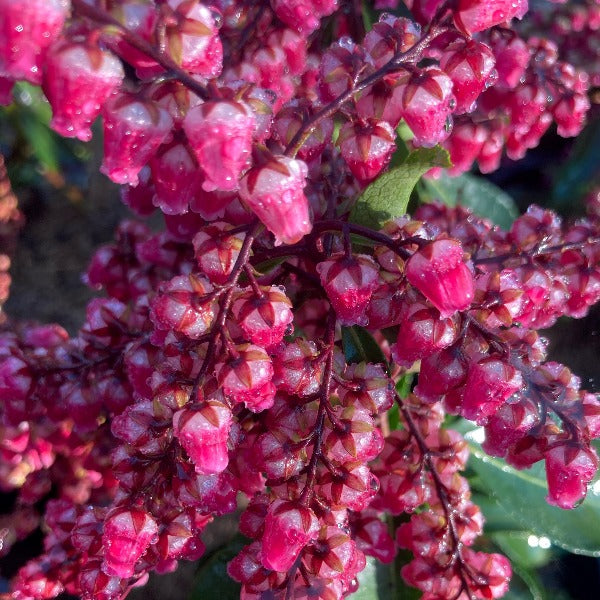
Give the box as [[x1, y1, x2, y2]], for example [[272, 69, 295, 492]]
[[405, 239, 474, 318]]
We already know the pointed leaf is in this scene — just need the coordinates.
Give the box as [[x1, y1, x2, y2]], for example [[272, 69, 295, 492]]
[[350, 146, 451, 230], [419, 173, 519, 230]]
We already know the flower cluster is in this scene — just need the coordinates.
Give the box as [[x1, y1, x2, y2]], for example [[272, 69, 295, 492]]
[[0, 1, 600, 600]]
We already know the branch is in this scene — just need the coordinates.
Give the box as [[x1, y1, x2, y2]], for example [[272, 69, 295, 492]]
[[71, 0, 209, 100]]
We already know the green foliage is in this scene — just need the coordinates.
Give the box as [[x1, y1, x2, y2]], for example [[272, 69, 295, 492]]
[[341, 325, 387, 368], [190, 536, 246, 600], [465, 430, 600, 557], [419, 172, 519, 229], [350, 146, 451, 230]]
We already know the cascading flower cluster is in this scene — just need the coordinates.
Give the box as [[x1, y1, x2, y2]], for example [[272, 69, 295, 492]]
[[0, 1, 599, 600]]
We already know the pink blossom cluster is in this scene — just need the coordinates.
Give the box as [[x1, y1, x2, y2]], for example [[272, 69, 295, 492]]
[[0, 1, 599, 600]]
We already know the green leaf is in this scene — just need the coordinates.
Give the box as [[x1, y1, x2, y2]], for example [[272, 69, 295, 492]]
[[190, 537, 246, 600], [503, 565, 547, 600], [395, 373, 413, 399], [351, 556, 419, 600], [342, 326, 387, 367], [466, 431, 600, 557], [491, 531, 552, 569], [419, 172, 519, 230], [350, 146, 451, 230]]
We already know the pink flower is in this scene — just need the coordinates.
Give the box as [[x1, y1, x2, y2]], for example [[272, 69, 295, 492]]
[[239, 155, 312, 246], [454, 0, 528, 36], [405, 239, 474, 317], [260, 500, 320, 572], [546, 445, 598, 509]]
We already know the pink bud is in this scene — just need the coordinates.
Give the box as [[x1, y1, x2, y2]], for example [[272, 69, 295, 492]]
[[192, 222, 246, 285], [165, 0, 223, 78], [271, 0, 338, 35], [102, 509, 158, 578], [173, 401, 233, 475], [43, 41, 124, 142], [231, 286, 294, 349], [150, 141, 203, 215], [215, 344, 275, 411], [546, 445, 598, 509], [462, 359, 523, 424], [260, 500, 320, 572], [405, 239, 474, 318], [439, 39, 496, 114], [338, 119, 396, 184], [317, 254, 380, 326], [0, 0, 69, 84], [454, 0, 529, 36], [150, 274, 216, 339], [101, 94, 173, 185], [239, 155, 312, 245], [183, 101, 255, 192], [398, 67, 455, 147]]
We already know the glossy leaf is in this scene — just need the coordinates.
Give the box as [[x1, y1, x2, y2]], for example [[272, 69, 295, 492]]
[[342, 325, 387, 367], [350, 146, 451, 230], [466, 430, 600, 557], [419, 172, 519, 229], [190, 537, 246, 600]]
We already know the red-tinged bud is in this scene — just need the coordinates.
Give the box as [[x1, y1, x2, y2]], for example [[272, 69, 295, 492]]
[[582, 393, 600, 439], [150, 273, 216, 339], [317, 253, 380, 326], [338, 119, 396, 184], [0, 0, 69, 84], [545, 444, 598, 509], [274, 101, 334, 162], [109, 1, 160, 75], [192, 222, 246, 285], [102, 509, 158, 578], [43, 41, 124, 142], [488, 32, 530, 89], [121, 166, 156, 217], [338, 363, 394, 415], [553, 93, 590, 138], [173, 400, 233, 475], [461, 359, 523, 424], [462, 549, 512, 599], [393, 304, 460, 366], [150, 141, 203, 215], [440, 39, 496, 114], [483, 397, 539, 457], [319, 38, 366, 103], [271, 0, 338, 35], [239, 155, 312, 245], [443, 123, 487, 176], [215, 344, 275, 411], [268, 28, 307, 76], [405, 239, 474, 318], [183, 101, 255, 192], [231, 286, 294, 349], [164, 0, 223, 78], [273, 339, 324, 397], [349, 510, 396, 563], [398, 67, 455, 148], [101, 94, 173, 185], [454, 0, 529, 36], [363, 15, 421, 69], [260, 500, 319, 572]]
